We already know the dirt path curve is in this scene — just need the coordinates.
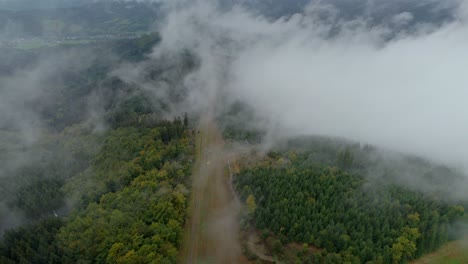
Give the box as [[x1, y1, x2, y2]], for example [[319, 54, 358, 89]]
[[246, 233, 276, 263], [181, 116, 248, 264]]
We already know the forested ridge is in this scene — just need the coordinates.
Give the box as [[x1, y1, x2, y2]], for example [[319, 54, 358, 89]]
[[0, 34, 196, 263], [235, 148, 465, 263], [0, 114, 194, 263]]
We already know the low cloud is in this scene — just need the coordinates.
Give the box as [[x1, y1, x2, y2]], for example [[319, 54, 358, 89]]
[[231, 19, 468, 167], [150, 0, 468, 172]]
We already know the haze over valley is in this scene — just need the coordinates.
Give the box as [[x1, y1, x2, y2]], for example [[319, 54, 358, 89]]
[[0, 1, 467, 263]]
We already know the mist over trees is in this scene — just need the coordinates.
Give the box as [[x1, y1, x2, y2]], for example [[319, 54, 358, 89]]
[[235, 146, 466, 263], [0, 31, 197, 262], [1, 0, 468, 263]]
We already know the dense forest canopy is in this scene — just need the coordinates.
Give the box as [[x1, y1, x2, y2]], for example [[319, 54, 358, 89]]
[[235, 146, 466, 263], [1, 118, 194, 263]]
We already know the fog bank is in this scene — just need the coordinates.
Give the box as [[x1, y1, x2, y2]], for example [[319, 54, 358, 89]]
[[152, 0, 468, 170]]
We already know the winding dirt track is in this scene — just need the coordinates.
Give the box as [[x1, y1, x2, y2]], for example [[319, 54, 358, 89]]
[[181, 117, 247, 264]]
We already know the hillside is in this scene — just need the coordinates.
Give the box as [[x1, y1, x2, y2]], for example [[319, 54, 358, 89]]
[[0, 34, 196, 263], [0, 1, 467, 263], [0, 2, 160, 38]]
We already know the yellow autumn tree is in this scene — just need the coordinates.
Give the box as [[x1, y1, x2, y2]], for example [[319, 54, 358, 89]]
[[246, 194, 257, 214]]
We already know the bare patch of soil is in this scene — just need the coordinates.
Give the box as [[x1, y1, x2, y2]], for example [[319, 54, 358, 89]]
[[181, 117, 248, 264]]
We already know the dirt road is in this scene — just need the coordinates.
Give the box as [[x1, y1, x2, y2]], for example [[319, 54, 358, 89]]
[[181, 117, 247, 264]]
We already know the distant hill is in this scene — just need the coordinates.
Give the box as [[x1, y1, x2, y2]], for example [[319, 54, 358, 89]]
[[0, 2, 161, 37], [0, 0, 458, 38], [0, 0, 95, 11], [227, 0, 457, 27]]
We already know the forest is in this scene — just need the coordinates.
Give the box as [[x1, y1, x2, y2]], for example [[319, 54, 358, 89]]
[[0, 34, 196, 263], [1, 9, 468, 263], [1, 117, 194, 263], [235, 146, 466, 263]]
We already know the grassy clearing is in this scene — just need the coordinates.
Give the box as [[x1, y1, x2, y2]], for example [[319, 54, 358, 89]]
[[412, 239, 468, 264], [414, 214, 468, 264]]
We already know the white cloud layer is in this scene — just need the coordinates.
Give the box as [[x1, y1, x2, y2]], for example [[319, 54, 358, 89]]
[[152, 0, 468, 169]]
